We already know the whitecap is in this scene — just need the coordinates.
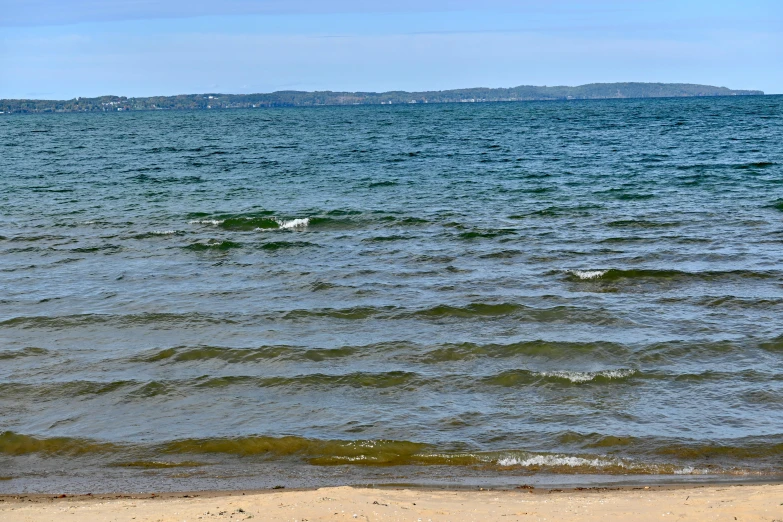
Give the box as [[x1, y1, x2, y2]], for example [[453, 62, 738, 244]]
[[275, 218, 310, 230], [570, 269, 608, 280], [189, 219, 224, 225], [536, 369, 636, 383], [151, 230, 177, 235], [497, 454, 625, 468]]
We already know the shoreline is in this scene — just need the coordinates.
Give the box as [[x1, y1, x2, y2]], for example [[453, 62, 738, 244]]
[[2, 479, 782, 500], [2, 468, 780, 497], [2, 483, 781, 521]]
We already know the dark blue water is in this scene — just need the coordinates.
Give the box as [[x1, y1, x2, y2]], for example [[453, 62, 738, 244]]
[[1, 96, 782, 493]]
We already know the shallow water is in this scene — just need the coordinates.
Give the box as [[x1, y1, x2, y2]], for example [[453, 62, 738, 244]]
[[1, 96, 782, 492]]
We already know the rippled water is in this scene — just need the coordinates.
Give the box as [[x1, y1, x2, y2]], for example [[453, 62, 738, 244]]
[[1, 96, 782, 492]]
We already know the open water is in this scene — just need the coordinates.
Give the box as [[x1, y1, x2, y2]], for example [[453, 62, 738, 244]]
[[1, 96, 782, 492]]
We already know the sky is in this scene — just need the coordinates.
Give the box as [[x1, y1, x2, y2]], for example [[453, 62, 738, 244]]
[[1, 1, 780, 99]]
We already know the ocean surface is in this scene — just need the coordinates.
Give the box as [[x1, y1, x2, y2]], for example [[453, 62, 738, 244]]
[[1, 96, 782, 493]]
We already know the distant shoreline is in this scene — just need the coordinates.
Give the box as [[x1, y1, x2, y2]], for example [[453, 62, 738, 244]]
[[0, 82, 764, 114]]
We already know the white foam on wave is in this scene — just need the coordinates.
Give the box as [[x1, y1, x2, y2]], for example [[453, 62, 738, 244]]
[[189, 219, 224, 226], [536, 368, 636, 383], [188, 217, 310, 230], [275, 217, 310, 230], [570, 269, 608, 280], [151, 230, 177, 235], [497, 454, 720, 475], [497, 454, 625, 468]]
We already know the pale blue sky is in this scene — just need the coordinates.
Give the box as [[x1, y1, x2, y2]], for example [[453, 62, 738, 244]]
[[1, 1, 780, 99]]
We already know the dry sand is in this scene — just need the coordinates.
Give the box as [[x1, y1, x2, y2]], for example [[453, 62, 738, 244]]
[[1, 484, 781, 521]]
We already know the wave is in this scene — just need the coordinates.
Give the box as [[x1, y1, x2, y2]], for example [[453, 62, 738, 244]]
[[187, 211, 435, 233], [284, 306, 397, 320], [496, 454, 626, 468], [608, 192, 655, 201], [415, 302, 533, 318], [140, 338, 765, 367], [569, 270, 607, 280], [71, 244, 122, 253], [635, 339, 756, 363], [5, 234, 66, 242], [479, 249, 523, 259], [190, 215, 312, 231], [670, 369, 780, 384], [0, 312, 239, 329], [184, 240, 242, 251], [188, 219, 225, 225], [305, 216, 364, 230], [519, 205, 603, 218], [129, 173, 203, 184], [0, 303, 618, 328], [484, 368, 638, 386], [653, 440, 783, 461], [0, 432, 118, 456], [140, 340, 630, 366], [10, 367, 744, 403], [411, 303, 619, 325], [276, 218, 310, 229], [458, 229, 517, 240], [0, 431, 783, 474], [309, 281, 340, 291], [536, 369, 637, 383], [675, 162, 777, 171], [0, 347, 49, 360], [160, 437, 632, 469], [132, 230, 184, 239], [564, 268, 775, 282], [415, 340, 627, 363], [606, 219, 680, 228], [311, 214, 427, 230], [221, 217, 280, 230], [760, 334, 783, 352], [0, 380, 137, 399], [363, 235, 411, 242], [692, 296, 783, 310], [110, 460, 206, 469], [599, 236, 648, 243], [735, 161, 776, 169], [135, 345, 360, 364], [556, 432, 638, 448], [222, 369, 780, 391], [161, 436, 429, 465], [4, 430, 770, 473], [195, 371, 419, 390], [67, 336, 783, 370], [261, 241, 318, 251]]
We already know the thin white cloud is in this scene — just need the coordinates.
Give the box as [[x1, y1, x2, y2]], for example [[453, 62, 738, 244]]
[[2, 0, 560, 27]]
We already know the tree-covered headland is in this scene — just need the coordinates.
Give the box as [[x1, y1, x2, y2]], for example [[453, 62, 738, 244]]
[[0, 83, 764, 114]]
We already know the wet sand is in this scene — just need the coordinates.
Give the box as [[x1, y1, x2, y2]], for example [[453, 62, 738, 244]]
[[1, 483, 781, 521]]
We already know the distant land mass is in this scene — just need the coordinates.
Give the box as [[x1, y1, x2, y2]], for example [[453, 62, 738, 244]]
[[0, 83, 764, 113]]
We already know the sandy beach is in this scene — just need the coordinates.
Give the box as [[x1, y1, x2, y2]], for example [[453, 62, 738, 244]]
[[1, 483, 781, 521]]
